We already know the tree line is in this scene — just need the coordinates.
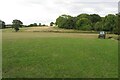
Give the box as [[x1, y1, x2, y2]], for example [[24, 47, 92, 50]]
[[55, 13, 119, 34], [1, 13, 119, 34]]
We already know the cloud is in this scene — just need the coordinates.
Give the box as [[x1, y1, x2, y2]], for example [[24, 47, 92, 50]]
[[0, 0, 119, 25]]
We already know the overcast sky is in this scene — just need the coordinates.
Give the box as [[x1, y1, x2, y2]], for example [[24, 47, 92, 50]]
[[0, 0, 119, 25]]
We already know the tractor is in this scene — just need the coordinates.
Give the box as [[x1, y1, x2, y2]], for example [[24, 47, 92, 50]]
[[98, 31, 106, 39]]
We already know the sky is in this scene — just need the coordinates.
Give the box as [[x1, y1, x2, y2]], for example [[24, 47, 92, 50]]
[[0, 0, 119, 25]]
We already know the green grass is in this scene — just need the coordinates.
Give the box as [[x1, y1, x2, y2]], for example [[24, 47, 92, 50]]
[[2, 32, 118, 78]]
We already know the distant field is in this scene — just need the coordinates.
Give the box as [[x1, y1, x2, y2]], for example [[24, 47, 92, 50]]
[[2, 26, 98, 33], [2, 28, 118, 78]]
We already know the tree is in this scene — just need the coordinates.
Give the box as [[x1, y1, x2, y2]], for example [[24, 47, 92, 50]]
[[113, 14, 119, 34], [0, 20, 6, 29], [77, 14, 90, 19], [76, 14, 93, 30], [2, 21, 5, 29], [28, 23, 37, 27], [39, 23, 41, 26], [76, 18, 92, 30], [89, 14, 102, 30], [50, 22, 54, 26], [55, 15, 71, 28], [56, 14, 73, 29], [42, 24, 46, 26], [103, 14, 116, 32], [89, 14, 101, 23], [65, 17, 77, 29], [34, 23, 37, 26], [12, 19, 23, 32], [94, 22, 103, 31], [118, 13, 120, 35]]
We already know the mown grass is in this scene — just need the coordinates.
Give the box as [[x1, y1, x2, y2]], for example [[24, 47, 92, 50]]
[[2, 32, 118, 78]]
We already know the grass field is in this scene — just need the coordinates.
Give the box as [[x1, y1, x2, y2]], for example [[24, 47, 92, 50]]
[[2, 28, 118, 78]]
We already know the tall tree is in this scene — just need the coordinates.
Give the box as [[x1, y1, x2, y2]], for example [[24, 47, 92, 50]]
[[12, 19, 23, 32]]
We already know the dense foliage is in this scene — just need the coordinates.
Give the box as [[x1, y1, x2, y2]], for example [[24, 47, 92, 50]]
[[56, 14, 118, 34]]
